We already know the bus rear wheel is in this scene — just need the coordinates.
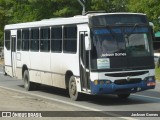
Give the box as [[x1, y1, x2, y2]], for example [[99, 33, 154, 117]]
[[23, 70, 35, 91], [117, 93, 130, 99], [69, 76, 80, 101]]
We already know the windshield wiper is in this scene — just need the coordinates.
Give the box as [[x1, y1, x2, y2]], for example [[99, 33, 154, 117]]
[[125, 23, 139, 37], [124, 23, 139, 45]]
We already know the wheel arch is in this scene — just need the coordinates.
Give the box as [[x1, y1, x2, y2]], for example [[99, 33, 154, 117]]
[[65, 70, 73, 89], [22, 64, 28, 78]]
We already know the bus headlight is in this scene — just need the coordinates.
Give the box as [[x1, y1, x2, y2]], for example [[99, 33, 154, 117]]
[[106, 80, 111, 84], [144, 76, 155, 82], [148, 76, 155, 81], [94, 80, 112, 85]]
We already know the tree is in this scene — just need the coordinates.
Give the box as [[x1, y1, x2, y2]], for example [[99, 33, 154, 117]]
[[91, 0, 128, 12], [0, 0, 12, 46], [127, 0, 160, 31], [0, 0, 82, 45]]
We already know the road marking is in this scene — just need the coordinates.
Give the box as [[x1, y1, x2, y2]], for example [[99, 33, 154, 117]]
[[0, 85, 137, 120], [132, 94, 160, 100]]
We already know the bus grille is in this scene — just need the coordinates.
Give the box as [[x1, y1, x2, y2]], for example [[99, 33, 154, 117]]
[[114, 78, 141, 85]]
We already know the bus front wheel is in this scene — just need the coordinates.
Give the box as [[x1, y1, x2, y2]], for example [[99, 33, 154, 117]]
[[23, 70, 35, 91], [69, 76, 80, 101], [117, 93, 130, 99]]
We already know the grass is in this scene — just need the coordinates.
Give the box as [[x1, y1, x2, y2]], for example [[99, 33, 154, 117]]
[[155, 67, 160, 82]]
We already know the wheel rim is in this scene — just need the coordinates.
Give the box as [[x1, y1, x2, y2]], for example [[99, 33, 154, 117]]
[[24, 75, 29, 89], [70, 80, 76, 96]]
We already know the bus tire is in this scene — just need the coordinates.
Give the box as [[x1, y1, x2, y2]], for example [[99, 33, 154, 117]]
[[69, 76, 80, 101], [3, 66, 7, 76], [117, 93, 130, 99], [23, 70, 35, 91], [4, 72, 7, 76]]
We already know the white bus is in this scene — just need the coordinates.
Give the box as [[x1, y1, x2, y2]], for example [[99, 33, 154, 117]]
[[4, 12, 156, 100]]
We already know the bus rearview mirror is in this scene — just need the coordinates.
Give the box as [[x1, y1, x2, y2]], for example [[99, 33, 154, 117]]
[[85, 35, 91, 51]]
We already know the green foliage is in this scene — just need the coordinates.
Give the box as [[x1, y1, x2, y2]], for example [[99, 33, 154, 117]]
[[127, 0, 160, 31], [91, 0, 128, 12], [155, 67, 160, 81], [0, 0, 160, 46]]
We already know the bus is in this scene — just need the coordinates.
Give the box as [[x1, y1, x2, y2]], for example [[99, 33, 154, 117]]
[[4, 12, 156, 100]]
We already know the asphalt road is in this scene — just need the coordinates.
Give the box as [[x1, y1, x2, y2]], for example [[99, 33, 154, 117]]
[[0, 66, 159, 120]]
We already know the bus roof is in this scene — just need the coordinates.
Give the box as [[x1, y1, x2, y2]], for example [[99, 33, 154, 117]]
[[86, 12, 146, 16], [4, 16, 89, 30], [4, 12, 146, 30]]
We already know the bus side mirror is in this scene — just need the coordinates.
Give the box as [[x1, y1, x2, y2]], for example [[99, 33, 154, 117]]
[[85, 34, 91, 51]]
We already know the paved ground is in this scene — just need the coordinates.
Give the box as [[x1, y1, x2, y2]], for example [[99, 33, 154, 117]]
[[0, 87, 81, 111], [0, 87, 119, 120]]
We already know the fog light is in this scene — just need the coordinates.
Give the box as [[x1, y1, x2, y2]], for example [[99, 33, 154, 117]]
[[94, 80, 98, 85]]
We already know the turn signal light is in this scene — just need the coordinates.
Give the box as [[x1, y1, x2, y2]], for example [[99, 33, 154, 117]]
[[94, 80, 98, 85]]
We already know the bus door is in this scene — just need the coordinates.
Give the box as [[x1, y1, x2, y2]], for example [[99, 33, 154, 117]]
[[11, 35, 16, 77], [79, 31, 90, 91]]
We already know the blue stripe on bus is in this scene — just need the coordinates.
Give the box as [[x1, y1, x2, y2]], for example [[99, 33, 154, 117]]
[[94, 27, 148, 35], [90, 79, 155, 95]]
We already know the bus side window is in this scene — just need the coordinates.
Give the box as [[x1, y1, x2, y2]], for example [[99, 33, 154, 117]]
[[51, 27, 62, 52], [22, 29, 29, 51], [63, 26, 77, 53], [30, 28, 39, 51], [5, 30, 11, 50], [40, 28, 50, 52]]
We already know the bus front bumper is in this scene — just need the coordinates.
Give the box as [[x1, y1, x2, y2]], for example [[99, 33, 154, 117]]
[[90, 79, 156, 95]]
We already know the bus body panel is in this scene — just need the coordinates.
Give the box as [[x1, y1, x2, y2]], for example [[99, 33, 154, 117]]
[[50, 52, 65, 88], [21, 51, 31, 71], [29, 52, 52, 85]]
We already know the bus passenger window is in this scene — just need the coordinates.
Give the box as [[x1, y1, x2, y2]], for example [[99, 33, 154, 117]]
[[40, 28, 50, 52], [30, 28, 39, 51], [5, 30, 11, 50], [22, 29, 29, 51], [63, 26, 77, 53], [51, 27, 62, 52]]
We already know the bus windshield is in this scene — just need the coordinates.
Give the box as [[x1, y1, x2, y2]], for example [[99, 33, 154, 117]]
[[91, 26, 152, 58], [90, 26, 154, 70]]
